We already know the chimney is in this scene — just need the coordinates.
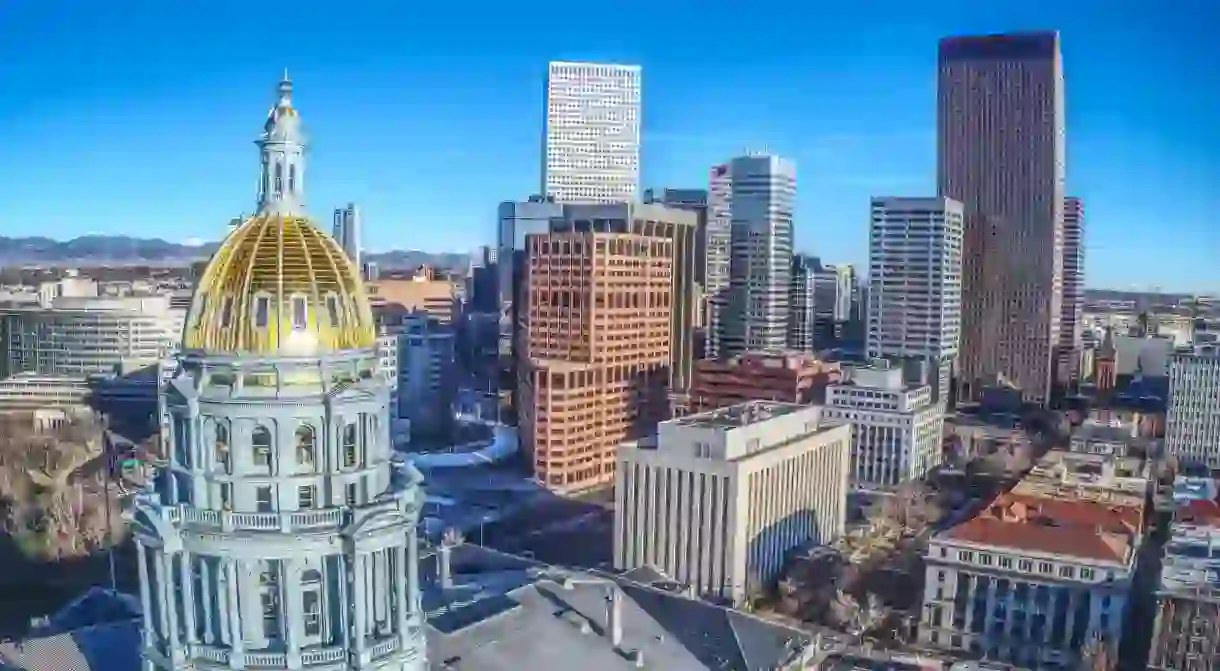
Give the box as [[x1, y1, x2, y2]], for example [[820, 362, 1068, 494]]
[[438, 543, 453, 589], [607, 587, 623, 648]]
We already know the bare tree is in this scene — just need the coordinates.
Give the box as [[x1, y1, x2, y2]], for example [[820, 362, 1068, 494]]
[[1079, 634, 1117, 671]]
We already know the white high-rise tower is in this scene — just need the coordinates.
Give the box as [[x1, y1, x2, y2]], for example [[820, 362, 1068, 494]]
[[542, 61, 641, 203]]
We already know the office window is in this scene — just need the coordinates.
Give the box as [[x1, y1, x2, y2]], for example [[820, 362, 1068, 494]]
[[295, 425, 316, 468], [342, 422, 358, 468], [999, 557, 1013, 569], [298, 485, 315, 509], [302, 569, 323, 637], [1039, 562, 1053, 574], [1059, 565, 1074, 579]]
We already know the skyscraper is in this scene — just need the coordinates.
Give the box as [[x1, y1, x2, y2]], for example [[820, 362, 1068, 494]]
[[937, 32, 1066, 404], [1057, 196, 1085, 384], [135, 75, 427, 671], [722, 155, 797, 357], [788, 253, 818, 353], [520, 229, 672, 492], [543, 61, 641, 203], [704, 164, 733, 358], [332, 202, 361, 267], [868, 197, 965, 406]]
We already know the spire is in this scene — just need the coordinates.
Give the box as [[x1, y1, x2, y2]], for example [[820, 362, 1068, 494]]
[[255, 72, 306, 216]]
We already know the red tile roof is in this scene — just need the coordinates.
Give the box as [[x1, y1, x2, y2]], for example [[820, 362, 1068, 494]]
[[1175, 499, 1220, 527], [945, 492, 1141, 563]]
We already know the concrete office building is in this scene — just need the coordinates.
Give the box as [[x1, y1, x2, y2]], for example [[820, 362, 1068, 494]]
[[822, 361, 943, 488], [722, 155, 797, 356], [788, 254, 818, 353], [867, 197, 964, 406], [0, 288, 184, 379], [644, 187, 710, 362], [1165, 344, 1220, 468], [1057, 197, 1085, 384], [552, 202, 698, 392], [704, 163, 733, 358], [332, 202, 361, 267], [614, 401, 849, 605], [938, 32, 1066, 404], [131, 74, 427, 671], [396, 314, 456, 437], [814, 261, 855, 325], [543, 61, 641, 203], [920, 492, 1139, 668], [520, 230, 671, 492]]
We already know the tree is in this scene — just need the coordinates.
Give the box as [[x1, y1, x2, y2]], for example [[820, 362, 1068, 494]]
[[1079, 634, 1117, 671]]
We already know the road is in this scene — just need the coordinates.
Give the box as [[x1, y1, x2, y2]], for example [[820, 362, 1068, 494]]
[[479, 498, 615, 568]]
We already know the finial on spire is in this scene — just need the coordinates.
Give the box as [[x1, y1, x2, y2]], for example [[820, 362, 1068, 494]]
[[277, 69, 293, 102]]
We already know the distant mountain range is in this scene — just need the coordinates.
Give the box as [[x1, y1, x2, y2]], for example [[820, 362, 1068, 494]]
[[0, 235, 472, 271]]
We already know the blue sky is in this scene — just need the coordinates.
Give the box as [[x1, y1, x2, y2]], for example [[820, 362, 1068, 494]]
[[0, 1, 1216, 293]]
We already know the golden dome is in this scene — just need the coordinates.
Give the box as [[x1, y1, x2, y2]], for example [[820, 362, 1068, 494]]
[[183, 213, 376, 356]]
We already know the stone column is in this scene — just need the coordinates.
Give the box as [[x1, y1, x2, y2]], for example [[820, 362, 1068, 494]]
[[226, 559, 245, 664], [181, 552, 198, 645], [200, 559, 214, 644], [407, 532, 420, 617], [394, 544, 408, 641], [154, 551, 171, 639], [161, 552, 181, 661], [136, 542, 154, 649], [353, 553, 367, 655], [284, 558, 302, 667]]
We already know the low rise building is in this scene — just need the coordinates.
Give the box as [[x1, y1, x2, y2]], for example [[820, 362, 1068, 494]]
[[821, 361, 942, 488], [1015, 449, 1150, 508], [1069, 417, 1140, 457], [1148, 501, 1220, 670], [614, 401, 850, 605], [919, 491, 1142, 669], [690, 351, 841, 413]]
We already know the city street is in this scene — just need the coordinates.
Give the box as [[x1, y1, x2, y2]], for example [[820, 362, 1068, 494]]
[[479, 498, 615, 568]]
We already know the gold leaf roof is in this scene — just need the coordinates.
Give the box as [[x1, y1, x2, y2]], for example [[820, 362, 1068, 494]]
[[183, 213, 376, 356]]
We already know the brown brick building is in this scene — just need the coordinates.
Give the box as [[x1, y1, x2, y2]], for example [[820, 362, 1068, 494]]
[[689, 351, 842, 414], [519, 231, 672, 492]]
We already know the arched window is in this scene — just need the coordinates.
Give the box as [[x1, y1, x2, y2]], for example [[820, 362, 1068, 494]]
[[295, 425, 316, 468], [288, 164, 297, 194], [253, 425, 272, 468], [302, 568, 323, 637], [274, 163, 283, 195]]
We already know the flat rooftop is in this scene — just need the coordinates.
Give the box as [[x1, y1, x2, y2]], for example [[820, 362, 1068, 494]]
[[673, 400, 807, 431]]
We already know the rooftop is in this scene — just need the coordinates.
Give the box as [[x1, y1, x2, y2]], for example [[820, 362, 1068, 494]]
[[942, 492, 1141, 564], [673, 400, 807, 431], [1160, 504, 1220, 597]]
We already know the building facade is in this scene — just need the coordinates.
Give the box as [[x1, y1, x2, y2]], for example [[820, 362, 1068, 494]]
[[920, 493, 1138, 669], [542, 61, 641, 204], [1148, 503, 1220, 670], [332, 203, 361, 268], [822, 362, 942, 488], [938, 32, 1066, 405], [552, 202, 698, 392], [1165, 344, 1220, 469], [704, 164, 733, 358], [614, 401, 849, 605], [787, 254, 817, 353], [129, 75, 427, 671], [519, 230, 671, 492], [1057, 197, 1085, 384], [395, 314, 456, 437], [690, 351, 842, 413], [722, 155, 797, 356], [0, 291, 184, 380], [867, 197, 964, 406]]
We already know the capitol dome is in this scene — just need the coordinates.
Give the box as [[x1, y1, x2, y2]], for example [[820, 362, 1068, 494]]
[[181, 73, 376, 357]]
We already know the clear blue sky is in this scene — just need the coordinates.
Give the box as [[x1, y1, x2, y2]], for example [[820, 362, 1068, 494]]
[[0, 1, 1216, 293]]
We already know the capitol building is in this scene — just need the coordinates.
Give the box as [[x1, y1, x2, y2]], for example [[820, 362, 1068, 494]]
[[127, 74, 429, 670]]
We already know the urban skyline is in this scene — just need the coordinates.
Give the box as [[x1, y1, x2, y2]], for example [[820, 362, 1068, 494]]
[[0, 2, 1216, 293]]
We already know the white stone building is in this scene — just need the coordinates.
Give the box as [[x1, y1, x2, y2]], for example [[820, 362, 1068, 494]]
[[821, 361, 942, 489], [613, 401, 849, 605], [1165, 343, 1220, 468]]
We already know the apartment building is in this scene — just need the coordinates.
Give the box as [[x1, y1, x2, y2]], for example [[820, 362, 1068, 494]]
[[690, 351, 842, 413], [614, 401, 850, 605], [1148, 501, 1220, 670], [552, 202, 698, 392], [520, 231, 671, 492], [1166, 344, 1220, 468], [821, 361, 942, 488], [868, 197, 964, 406]]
